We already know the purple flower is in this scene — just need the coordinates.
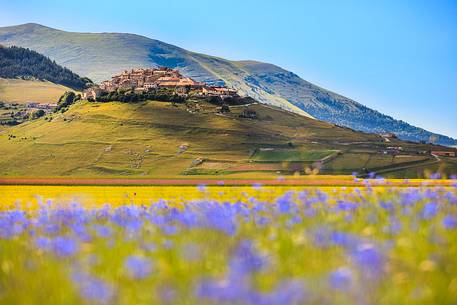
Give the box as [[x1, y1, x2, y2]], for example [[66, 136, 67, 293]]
[[0, 218, 24, 239], [162, 225, 178, 235], [229, 240, 265, 277], [383, 218, 402, 235], [92, 224, 112, 238], [443, 215, 457, 229], [195, 276, 252, 303], [72, 272, 115, 304], [34, 236, 52, 250], [203, 205, 237, 235], [330, 231, 359, 248], [351, 243, 384, 279], [255, 216, 270, 227], [124, 255, 153, 279], [263, 280, 307, 305], [421, 202, 439, 219], [329, 267, 353, 290], [336, 200, 358, 211], [380, 201, 394, 212], [52, 236, 78, 257], [196, 277, 305, 305], [276, 192, 296, 213]]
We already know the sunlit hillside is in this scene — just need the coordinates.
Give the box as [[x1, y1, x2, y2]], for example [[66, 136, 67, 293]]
[[0, 98, 455, 178]]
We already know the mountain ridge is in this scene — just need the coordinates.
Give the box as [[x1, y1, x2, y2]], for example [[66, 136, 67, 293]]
[[0, 23, 455, 146]]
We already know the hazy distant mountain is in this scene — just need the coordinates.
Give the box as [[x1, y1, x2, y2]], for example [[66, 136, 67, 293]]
[[0, 23, 455, 146]]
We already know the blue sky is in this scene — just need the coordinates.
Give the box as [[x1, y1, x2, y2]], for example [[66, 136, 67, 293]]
[[1, 0, 456, 138]]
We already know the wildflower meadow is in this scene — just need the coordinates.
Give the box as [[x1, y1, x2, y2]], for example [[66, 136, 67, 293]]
[[1, 183, 457, 305]]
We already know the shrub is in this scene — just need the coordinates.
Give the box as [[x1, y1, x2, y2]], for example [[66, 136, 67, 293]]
[[55, 91, 77, 112], [31, 109, 45, 119]]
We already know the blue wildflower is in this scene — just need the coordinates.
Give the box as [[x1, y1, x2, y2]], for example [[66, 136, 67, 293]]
[[52, 236, 78, 257], [203, 204, 237, 235], [70, 223, 91, 242], [329, 267, 353, 290], [124, 255, 153, 279], [255, 216, 270, 227], [34, 236, 52, 250], [351, 243, 384, 279], [443, 215, 457, 229], [162, 225, 178, 235], [421, 202, 439, 219], [72, 272, 115, 304], [330, 231, 358, 248], [43, 223, 61, 234], [276, 191, 296, 213], [380, 200, 394, 212], [336, 200, 358, 211], [264, 280, 307, 305], [313, 227, 330, 248], [229, 240, 265, 277], [195, 276, 252, 303], [92, 224, 112, 238], [383, 218, 402, 235]]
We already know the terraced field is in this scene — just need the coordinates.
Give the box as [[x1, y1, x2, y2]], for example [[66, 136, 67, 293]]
[[0, 99, 455, 178]]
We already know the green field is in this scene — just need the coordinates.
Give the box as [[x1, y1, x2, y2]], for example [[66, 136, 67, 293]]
[[252, 149, 336, 162], [0, 98, 455, 178], [0, 78, 76, 103]]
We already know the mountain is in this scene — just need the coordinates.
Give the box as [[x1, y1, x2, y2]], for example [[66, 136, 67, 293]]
[[1, 98, 455, 178], [0, 23, 455, 146], [0, 45, 91, 90]]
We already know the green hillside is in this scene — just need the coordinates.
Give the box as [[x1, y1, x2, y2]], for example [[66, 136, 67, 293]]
[[0, 98, 455, 178], [1, 23, 456, 145]]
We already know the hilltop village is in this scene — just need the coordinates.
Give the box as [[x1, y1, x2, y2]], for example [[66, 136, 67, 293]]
[[83, 67, 238, 100]]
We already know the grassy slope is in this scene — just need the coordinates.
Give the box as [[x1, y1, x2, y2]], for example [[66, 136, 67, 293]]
[[0, 99, 454, 178], [0, 78, 75, 104]]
